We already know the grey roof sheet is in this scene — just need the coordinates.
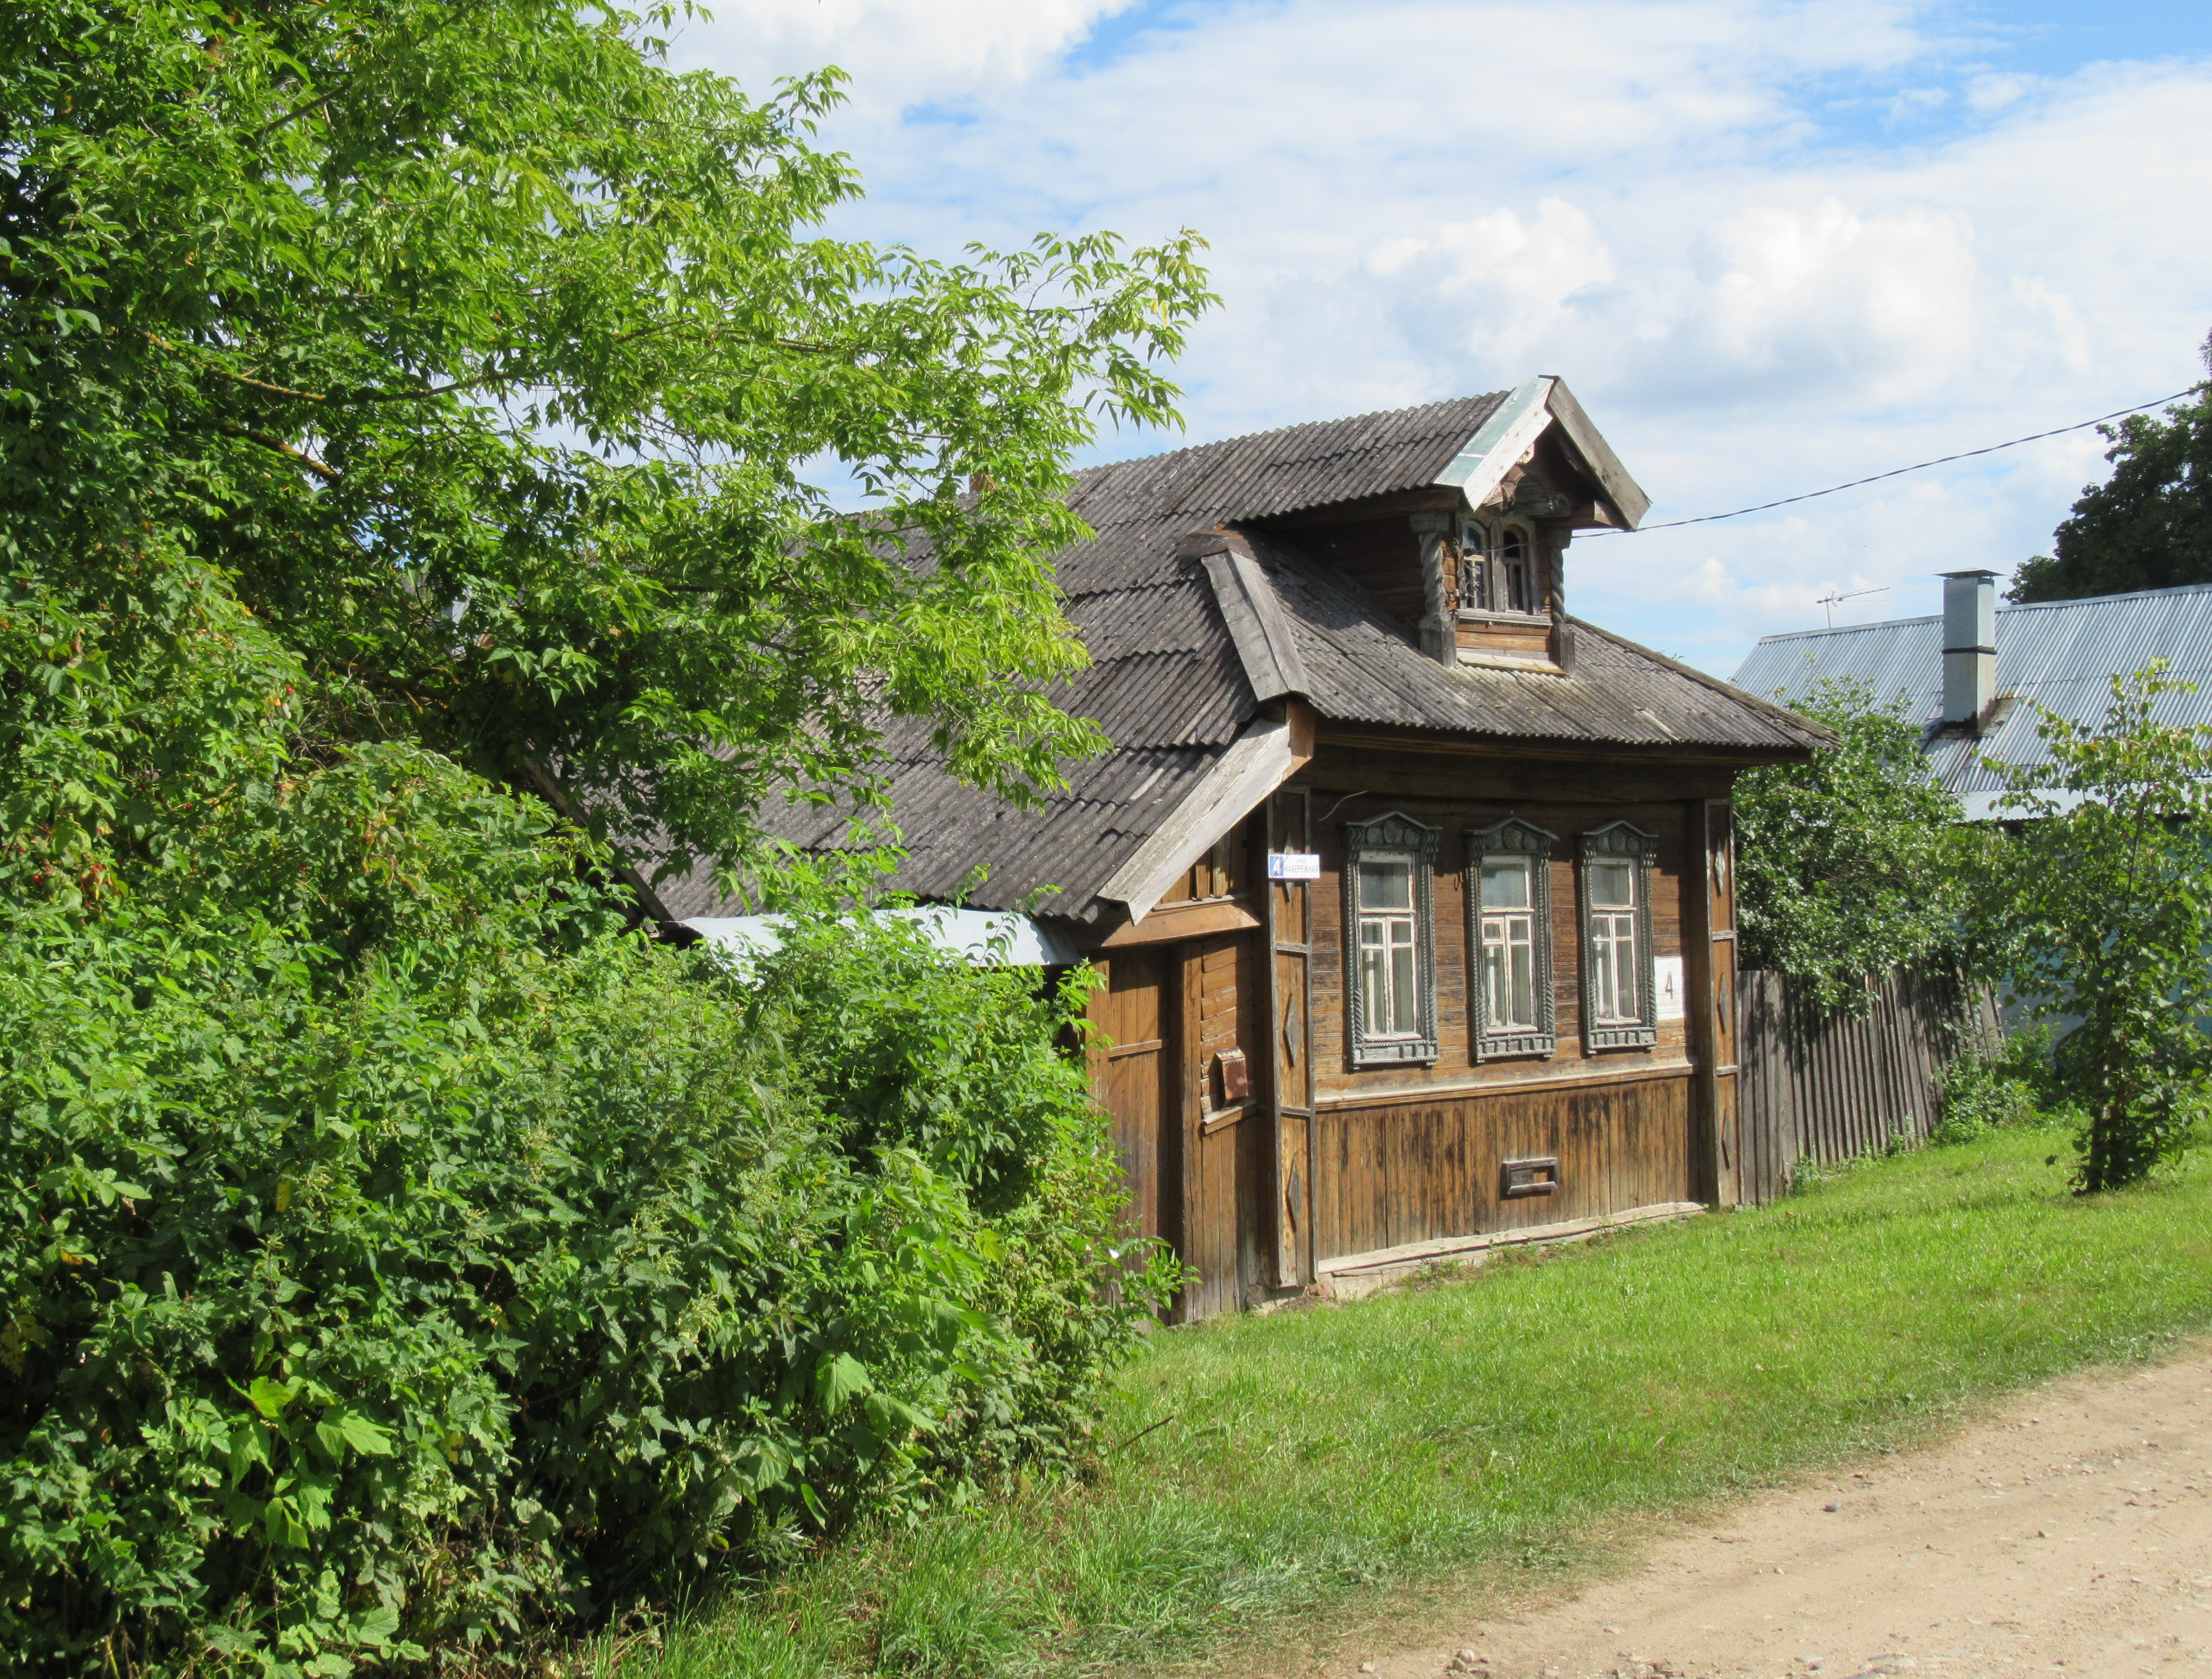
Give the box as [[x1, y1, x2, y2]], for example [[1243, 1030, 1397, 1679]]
[[1729, 582, 2212, 802], [664, 394, 1824, 923], [1253, 536, 1825, 753], [1056, 393, 1515, 595]]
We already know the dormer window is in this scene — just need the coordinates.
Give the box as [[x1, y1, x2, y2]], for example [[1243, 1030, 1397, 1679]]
[[1460, 520, 1540, 618]]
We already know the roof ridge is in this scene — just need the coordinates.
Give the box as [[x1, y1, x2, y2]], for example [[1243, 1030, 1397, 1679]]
[[1754, 580, 2212, 648], [1755, 613, 1943, 643], [1999, 580, 2212, 610]]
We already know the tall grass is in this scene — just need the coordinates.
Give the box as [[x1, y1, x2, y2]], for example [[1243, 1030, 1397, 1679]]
[[589, 1129, 2212, 1679]]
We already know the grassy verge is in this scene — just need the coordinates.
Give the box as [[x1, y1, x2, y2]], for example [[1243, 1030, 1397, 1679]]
[[590, 1129, 2212, 1679]]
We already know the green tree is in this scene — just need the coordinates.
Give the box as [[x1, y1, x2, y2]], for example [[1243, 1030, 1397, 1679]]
[[1, 0, 1215, 907], [2009, 334, 2212, 603], [1975, 662, 2212, 1191], [1735, 676, 1965, 1012]]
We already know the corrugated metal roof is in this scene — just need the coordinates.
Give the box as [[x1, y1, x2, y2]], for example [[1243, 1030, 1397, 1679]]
[[1730, 582, 2212, 809], [660, 393, 1825, 924]]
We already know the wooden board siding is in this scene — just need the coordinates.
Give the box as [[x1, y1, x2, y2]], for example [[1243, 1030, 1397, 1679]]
[[1306, 788, 1694, 1096], [1310, 1073, 1691, 1263], [1292, 736, 1724, 1269], [1253, 500, 1446, 634], [1456, 613, 1555, 664], [1088, 737, 1760, 1313]]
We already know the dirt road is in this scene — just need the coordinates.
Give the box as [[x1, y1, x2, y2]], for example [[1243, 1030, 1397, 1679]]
[[1349, 1349, 2212, 1679]]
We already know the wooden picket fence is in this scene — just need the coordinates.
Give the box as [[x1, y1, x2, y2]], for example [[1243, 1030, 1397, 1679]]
[[1735, 964, 2001, 1206]]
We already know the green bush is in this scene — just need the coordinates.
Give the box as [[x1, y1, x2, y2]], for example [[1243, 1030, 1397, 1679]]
[[0, 751, 1168, 1678], [1930, 1029, 2054, 1146]]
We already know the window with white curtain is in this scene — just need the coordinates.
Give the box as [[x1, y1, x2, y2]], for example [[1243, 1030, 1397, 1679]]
[[1578, 822, 1659, 1050], [1468, 818, 1557, 1060], [1343, 811, 1440, 1066]]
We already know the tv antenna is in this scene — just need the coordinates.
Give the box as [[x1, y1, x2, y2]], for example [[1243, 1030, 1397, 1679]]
[[1816, 585, 1889, 629]]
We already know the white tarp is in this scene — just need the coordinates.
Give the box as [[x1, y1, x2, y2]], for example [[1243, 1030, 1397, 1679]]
[[681, 907, 1084, 969]]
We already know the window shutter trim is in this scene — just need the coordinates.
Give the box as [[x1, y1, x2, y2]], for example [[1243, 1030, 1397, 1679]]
[[1343, 811, 1441, 1068], [1578, 821, 1660, 1052], [1466, 818, 1557, 1061]]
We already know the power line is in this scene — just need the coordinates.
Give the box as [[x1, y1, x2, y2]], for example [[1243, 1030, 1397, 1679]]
[[1587, 385, 2205, 535]]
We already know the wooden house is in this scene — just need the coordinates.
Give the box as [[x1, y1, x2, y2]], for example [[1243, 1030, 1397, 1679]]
[[666, 379, 1830, 1320]]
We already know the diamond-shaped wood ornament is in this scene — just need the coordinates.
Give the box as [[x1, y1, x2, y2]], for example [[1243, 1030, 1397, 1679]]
[[1282, 991, 1303, 1066]]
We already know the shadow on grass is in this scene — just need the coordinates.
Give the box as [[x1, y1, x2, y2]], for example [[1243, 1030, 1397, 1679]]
[[588, 1128, 2212, 1679]]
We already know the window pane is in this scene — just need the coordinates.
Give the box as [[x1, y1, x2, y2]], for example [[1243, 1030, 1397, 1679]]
[[1588, 860, 1635, 908], [1482, 941, 1508, 1025], [1611, 922, 1638, 1018], [1590, 913, 1639, 1021], [1510, 939, 1535, 1028], [1360, 856, 1412, 910], [1480, 857, 1530, 910], [1360, 940, 1389, 1027], [1390, 941, 1418, 1034]]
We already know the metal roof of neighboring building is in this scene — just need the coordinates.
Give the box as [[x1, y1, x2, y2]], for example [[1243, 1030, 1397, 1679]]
[[659, 392, 1825, 926], [1730, 582, 2212, 819]]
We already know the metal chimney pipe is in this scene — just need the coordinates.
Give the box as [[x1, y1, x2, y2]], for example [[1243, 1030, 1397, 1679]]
[[1940, 570, 1998, 726]]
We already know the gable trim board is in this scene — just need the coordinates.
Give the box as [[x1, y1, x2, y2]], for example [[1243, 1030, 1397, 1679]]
[[1430, 375, 1652, 530], [1188, 530, 1311, 704], [1433, 376, 1554, 504], [1094, 709, 1308, 926]]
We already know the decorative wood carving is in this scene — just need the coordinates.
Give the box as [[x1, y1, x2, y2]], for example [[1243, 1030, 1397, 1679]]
[[1578, 821, 1660, 1051], [1466, 817, 1558, 1062]]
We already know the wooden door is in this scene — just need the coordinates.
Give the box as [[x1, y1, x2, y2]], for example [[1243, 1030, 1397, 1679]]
[[1093, 948, 1179, 1256], [1179, 932, 1263, 1322]]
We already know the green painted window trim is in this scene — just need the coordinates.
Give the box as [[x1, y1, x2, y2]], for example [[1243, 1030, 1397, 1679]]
[[1343, 810, 1441, 1068], [1578, 821, 1659, 1052], [1467, 818, 1558, 1061]]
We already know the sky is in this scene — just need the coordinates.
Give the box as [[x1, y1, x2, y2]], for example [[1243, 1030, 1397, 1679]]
[[667, 1, 2212, 676]]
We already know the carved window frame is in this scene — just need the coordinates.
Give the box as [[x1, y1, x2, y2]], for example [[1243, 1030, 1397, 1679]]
[[1578, 821, 1659, 1051], [1343, 811, 1440, 1067], [1467, 819, 1557, 1061], [1459, 517, 1545, 623]]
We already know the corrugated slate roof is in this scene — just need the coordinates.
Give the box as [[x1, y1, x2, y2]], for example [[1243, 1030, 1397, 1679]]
[[1055, 393, 1515, 595], [1730, 582, 2212, 816], [1252, 535, 1823, 754], [663, 394, 1823, 924]]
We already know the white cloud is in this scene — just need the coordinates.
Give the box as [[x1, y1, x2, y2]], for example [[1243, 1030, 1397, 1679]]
[[669, 0, 1134, 107], [1367, 199, 1619, 372], [1636, 197, 1983, 404], [1964, 70, 2038, 111], [672, 0, 2212, 672]]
